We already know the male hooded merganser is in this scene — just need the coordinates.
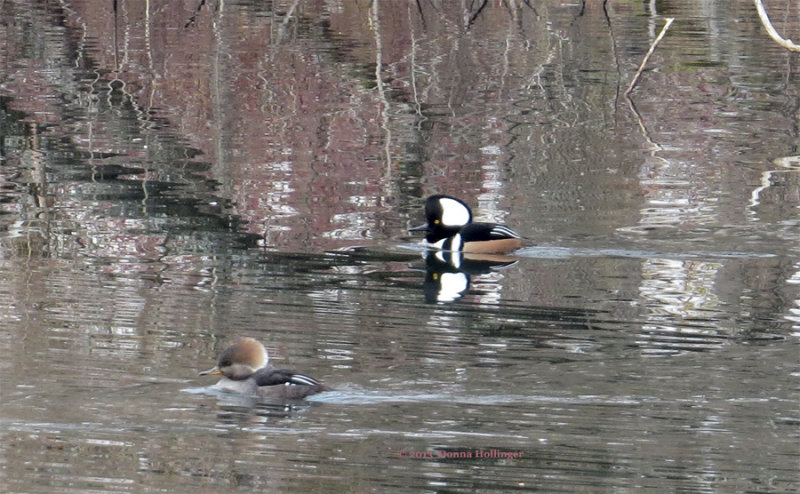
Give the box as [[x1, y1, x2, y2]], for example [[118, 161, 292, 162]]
[[409, 194, 524, 254], [199, 337, 328, 399]]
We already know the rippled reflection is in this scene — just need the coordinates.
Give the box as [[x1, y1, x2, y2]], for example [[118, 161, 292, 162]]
[[2, 0, 800, 492]]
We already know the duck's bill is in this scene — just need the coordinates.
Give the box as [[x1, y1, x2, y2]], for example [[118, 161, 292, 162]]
[[199, 366, 223, 376]]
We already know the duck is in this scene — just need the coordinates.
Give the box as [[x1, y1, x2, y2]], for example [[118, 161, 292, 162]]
[[199, 337, 328, 400], [409, 194, 523, 254]]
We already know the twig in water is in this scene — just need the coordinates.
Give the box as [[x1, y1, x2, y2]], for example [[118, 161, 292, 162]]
[[753, 0, 800, 52], [624, 17, 674, 97]]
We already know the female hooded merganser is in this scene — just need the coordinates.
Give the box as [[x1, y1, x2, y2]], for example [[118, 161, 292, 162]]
[[409, 194, 524, 254], [199, 337, 328, 400]]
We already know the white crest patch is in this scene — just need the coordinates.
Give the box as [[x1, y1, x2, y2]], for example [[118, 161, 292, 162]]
[[438, 198, 471, 227]]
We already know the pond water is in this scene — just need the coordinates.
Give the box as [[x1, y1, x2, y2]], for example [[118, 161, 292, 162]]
[[1, 0, 799, 492]]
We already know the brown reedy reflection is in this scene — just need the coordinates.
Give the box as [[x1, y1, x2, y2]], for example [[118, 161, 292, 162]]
[[1, 2, 800, 494], [2, 0, 631, 252]]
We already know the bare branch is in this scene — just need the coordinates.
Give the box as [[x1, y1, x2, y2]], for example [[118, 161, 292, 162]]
[[624, 18, 674, 97], [754, 0, 800, 52]]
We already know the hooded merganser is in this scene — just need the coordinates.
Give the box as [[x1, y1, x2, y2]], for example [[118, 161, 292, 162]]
[[409, 195, 524, 254], [199, 337, 328, 400]]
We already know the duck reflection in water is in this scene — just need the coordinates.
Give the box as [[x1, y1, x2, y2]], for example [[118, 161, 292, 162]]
[[422, 250, 518, 303], [199, 337, 329, 400]]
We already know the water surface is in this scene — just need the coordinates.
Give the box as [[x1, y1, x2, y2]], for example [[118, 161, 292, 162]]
[[1, 0, 799, 492]]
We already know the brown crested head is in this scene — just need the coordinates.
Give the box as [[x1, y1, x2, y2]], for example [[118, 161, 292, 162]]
[[199, 337, 269, 380]]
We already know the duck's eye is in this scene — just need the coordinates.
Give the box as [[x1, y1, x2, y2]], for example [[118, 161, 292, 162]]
[[220, 359, 231, 367], [434, 219, 440, 225]]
